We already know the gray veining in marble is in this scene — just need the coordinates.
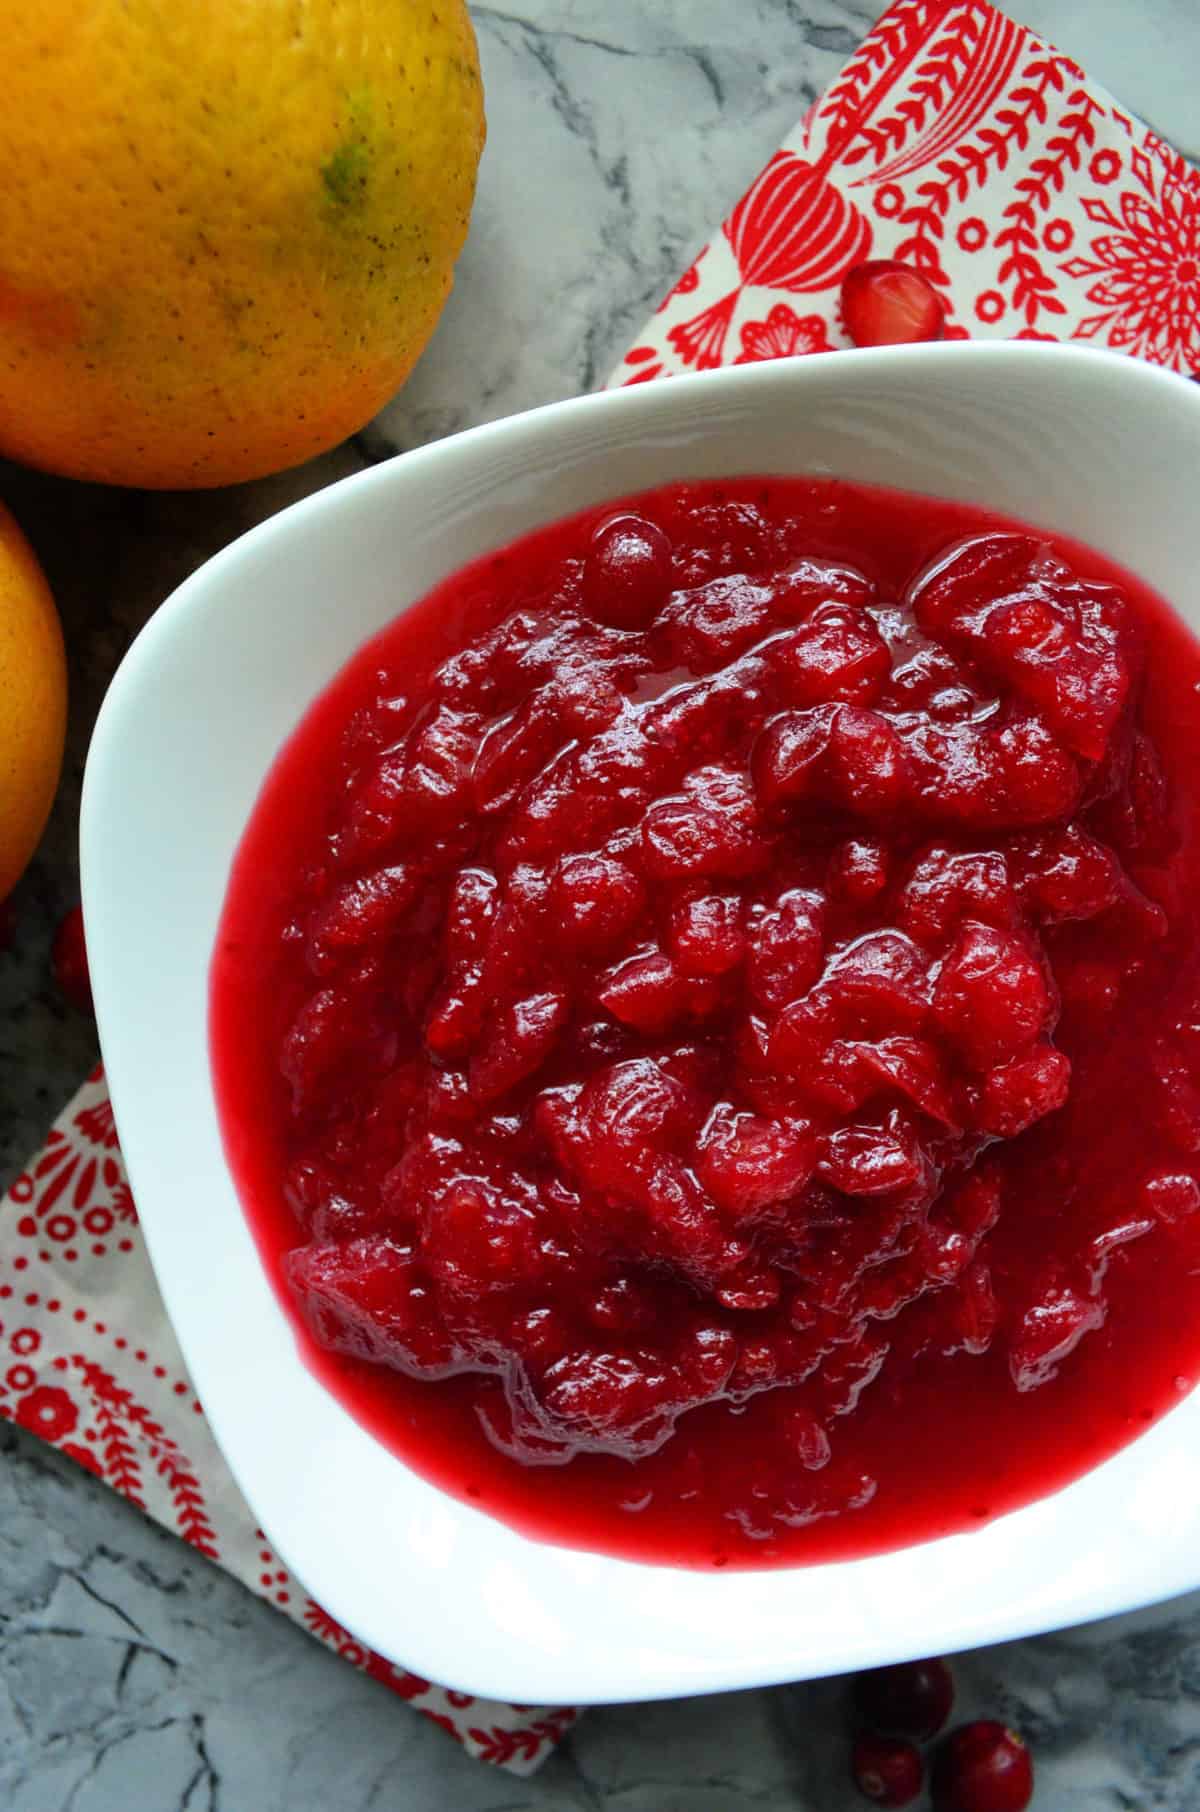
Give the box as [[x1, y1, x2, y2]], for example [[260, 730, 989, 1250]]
[[2, 2, 1199, 1807]]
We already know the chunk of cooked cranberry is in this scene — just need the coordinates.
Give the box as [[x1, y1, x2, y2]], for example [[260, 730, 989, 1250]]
[[933, 922, 1053, 1069], [420, 1179, 550, 1299], [715, 1258, 782, 1311], [471, 696, 561, 814], [829, 838, 889, 906], [280, 982, 366, 1111], [668, 892, 746, 977], [597, 949, 691, 1033], [991, 714, 1083, 825], [899, 847, 1018, 947], [673, 498, 772, 582], [1095, 728, 1174, 860], [424, 980, 488, 1061], [312, 863, 421, 952], [536, 1349, 677, 1454], [551, 660, 627, 736], [285, 1159, 380, 1243], [829, 706, 909, 816], [696, 1103, 816, 1217], [657, 573, 773, 670], [568, 1058, 702, 1179], [1013, 824, 1121, 923], [465, 894, 545, 1032], [746, 887, 825, 1010], [819, 1111, 930, 1199], [773, 604, 891, 706], [1009, 1267, 1105, 1390], [539, 1324, 737, 1458], [641, 657, 772, 775], [769, 556, 874, 621], [551, 852, 645, 952], [819, 1328, 891, 1416], [752, 704, 907, 818], [285, 1236, 456, 1373], [424, 869, 502, 1057], [444, 866, 500, 965], [909, 533, 1132, 760], [399, 704, 482, 829], [642, 764, 773, 880], [500, 738, 640, 866], [975, 1042, 1071, 1137], [468, 990, 569, 1102], [901, 720, 999, 826], [945, 1166, 1004, 1239], [422, 1058, 478, 1123], [824, 930, 933, 1030], [943, 1260, 999, 1356], [752, 706, 837, 809], [582, 513, 674, 627], [600, 1168, 729, 1295], [852, 1036, 961, 1131]]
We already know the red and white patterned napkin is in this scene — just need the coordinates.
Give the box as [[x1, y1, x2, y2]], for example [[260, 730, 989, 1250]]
[[3, 0, 1197, 1778], [618, 0, 1198, 382]]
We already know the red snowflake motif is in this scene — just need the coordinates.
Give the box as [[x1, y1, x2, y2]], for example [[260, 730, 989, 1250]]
[[14, 1384, 79, 1442], [734, 304, 833, 364], [1064, 140, 1200, 371]]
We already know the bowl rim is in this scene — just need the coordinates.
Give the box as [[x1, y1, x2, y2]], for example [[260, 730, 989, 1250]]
[[81, 341, 1200, 1704]]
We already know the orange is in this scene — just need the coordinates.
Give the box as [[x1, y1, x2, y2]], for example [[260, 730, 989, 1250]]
[[0, 2, 485, 489], [0, 505, 66, 898]]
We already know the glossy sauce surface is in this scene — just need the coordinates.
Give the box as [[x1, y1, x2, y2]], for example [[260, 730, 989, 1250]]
[[212, 477, 1200, 1568]]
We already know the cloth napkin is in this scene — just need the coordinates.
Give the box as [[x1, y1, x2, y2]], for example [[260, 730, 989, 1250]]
[[3, 0, 1197, 1778]]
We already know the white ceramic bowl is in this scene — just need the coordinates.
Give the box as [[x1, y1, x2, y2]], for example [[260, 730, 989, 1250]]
[[82, 344, 1200, 1705]]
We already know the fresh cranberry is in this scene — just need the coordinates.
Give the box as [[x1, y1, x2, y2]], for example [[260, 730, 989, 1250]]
[[852, 1733, 924, 1807], [841, 260, 945, 347], [931, 1722, 1033, 1812], [854, 1656, 955, 1741], [52, 905, 93, 1015], [582, 513, 673, 627]]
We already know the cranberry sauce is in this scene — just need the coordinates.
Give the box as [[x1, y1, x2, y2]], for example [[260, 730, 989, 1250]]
[[211, 477, 1200, 1569]]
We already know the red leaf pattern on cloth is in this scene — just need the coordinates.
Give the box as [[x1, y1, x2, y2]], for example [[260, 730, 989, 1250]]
[[0, 1067, 574, 1775], [628, 0, 1199, 378]]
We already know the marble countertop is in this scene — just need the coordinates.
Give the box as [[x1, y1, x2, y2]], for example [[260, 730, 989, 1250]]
[[2, 2, 1199, 1806]]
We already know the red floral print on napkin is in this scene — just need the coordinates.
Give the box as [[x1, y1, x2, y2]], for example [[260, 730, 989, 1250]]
[[623, 0, 1199, 384]]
